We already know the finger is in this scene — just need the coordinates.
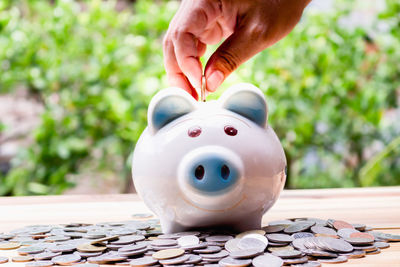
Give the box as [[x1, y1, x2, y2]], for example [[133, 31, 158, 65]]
[[197, 40, 207, 57], [173, 31, 203, 89], [163, 36, 198, 99], [204, 25, 268, 92]]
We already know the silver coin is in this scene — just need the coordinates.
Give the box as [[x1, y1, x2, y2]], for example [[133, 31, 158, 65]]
[[262, 225, 285, 234], [34, 251, 62, 260], [318, 255, 348, 264], [177, 235, 199, 247], [310, 226, 336, 236], [50, 244, 76, 253], [119, 243, 148, 252], [266, 234, 294, 243], [52, 254, 81, 265], [271, 249, 302, 259], [182, 243, 208, 251], [252, 253, 283, 267], [292, 232, 314, 239], [282, 256, 309, 265], [150, 239, 177, 247], [111, 235, 145, 245], [129, 256, 158, 267], [284, 222, 315, 234], [344, 237, 374, 245], [302, 249, 338, 258], [159, 254, 190, 265], [374, 242, 390, 249], [205, 235, 233, 243], [184, 254, 202, 264], [237, 238, 266, 252], [219, 257, 252, 267], [26, 260, 54, 267], [73, 264, 100, 267], [193, 246, 221, 254], [316, 236, 353, 253], [118, 247, 148, 257], [230, 249, 263, 259], [291, 261, 321, 267], [337, 228, 359, 239], [225, 239, 242, 253], [339, 250, 366, 259], [17, 246, 45, 255], [200, 250, 229, 259]]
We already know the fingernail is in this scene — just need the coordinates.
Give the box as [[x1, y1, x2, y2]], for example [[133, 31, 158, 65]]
[[207, 70, 224, 92]]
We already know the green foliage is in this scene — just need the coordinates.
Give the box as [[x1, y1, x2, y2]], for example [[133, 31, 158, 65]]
[[0, 0, 399, 195]]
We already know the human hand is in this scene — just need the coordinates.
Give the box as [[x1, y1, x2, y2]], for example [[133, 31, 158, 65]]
[[163, 0, 311, 99]]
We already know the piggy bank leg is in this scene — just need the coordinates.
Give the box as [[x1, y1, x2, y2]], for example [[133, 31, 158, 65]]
[[160, 218, 187, 234]]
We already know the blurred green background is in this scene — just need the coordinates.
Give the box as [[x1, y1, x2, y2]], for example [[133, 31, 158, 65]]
[[0, 0, 399, 196]]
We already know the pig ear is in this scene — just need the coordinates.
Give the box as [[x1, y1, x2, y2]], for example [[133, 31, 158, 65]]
[[148, 87, 197, 134], [219, 83, 268, 128]]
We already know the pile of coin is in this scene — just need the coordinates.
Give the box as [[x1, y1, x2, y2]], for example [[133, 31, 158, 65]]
[[0, 216, 399, 267]]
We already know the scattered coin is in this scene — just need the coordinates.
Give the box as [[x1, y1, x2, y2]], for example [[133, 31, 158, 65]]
[[236, 230, 266, 239], [318, 255, 348, 264], [332, 220, 354, 230], [219, 257, 252, 267], [266, 234, 293, 243], [17, 246, 45, 255], [230, 249, 262, 259], [12, 255, 34, 262], [284, 222, 315, 234], [0, 242, 21, 250], [0, 257, 8, 264], [271, 249, 302, 259], [339, 250, 366, 259], [129, 256, 158, 266], [374, 242, 390, 249], [237, 237, 266, 252], [152, 248, 185, 260], [26, 260, 54, 267], [252, 253, 283, 267], [291, 261, 321, 267], [262, 225, 285, 234], [177, 235, 199, 247], [159, 254, 190, 265], [77, 243, 107, 253], [52, 254, 81, 265]]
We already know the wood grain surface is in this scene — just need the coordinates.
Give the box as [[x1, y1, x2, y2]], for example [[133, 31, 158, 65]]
[[1, 186, 400, 267]]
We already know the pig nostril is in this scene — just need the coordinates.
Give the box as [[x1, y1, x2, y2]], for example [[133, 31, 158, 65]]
[[221, 165, 230, 180], [194, 165, 205, 180]]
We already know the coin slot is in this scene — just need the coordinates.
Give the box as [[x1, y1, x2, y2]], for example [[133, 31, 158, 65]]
[[194, 165, 205, 180]]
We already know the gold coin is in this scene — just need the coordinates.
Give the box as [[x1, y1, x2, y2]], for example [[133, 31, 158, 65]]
[[12, 255, 34, 262], [77, 243, 107, 253], [152, 248, 185, 260], [236, 230, 266, 239], [0, 242, 21, 250]]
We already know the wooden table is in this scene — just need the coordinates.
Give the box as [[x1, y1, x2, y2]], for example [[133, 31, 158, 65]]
[[1, 187, 400, 266]]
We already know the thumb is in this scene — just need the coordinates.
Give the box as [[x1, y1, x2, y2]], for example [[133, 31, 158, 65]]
[[204, 25, 268, 92]]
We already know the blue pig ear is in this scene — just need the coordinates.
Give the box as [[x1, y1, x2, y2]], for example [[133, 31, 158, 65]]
[[219, 83, 268, 128], [148, 87, 197, 134]]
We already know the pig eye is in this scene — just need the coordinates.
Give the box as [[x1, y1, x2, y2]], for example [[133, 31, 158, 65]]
[[224, 126, 237, 136], [188, 126, 202, 137]]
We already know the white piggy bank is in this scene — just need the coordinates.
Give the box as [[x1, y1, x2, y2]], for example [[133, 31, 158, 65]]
[[132, 83, 286, 233]]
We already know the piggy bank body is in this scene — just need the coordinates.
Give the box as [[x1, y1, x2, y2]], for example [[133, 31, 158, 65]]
[[132, 84, 286, 233]]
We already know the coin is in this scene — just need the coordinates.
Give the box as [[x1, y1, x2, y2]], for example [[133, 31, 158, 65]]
[[282, 256, 309, 265], [291, 261, 321, 267], [177, 235, 199, 247], [318, 255, 348, 264], [339, 250, 366, 259], [0, 241, 21, 250], [366, 248, 381, 255], [185, 254, 202, 264], [50, 243, 76, 253], [332, 220, 354, 230], [252, 253, 283, 267], [237, 237, 266, 252], [77, 243, 107, 252], [17, 246, 45, 255], [129, 256, 158, 266], [26, 260, 54, 267], [344, 237, 374, 245], [292, 232, 314, 239], [349, 232, 374, 240], [152, 248, 185, 260], [200, 250, 229, 259], [90, 235, 119, 245], [73, 264, 99, 267], [193, 246, 221, 254], [159, 254, 190, 265], [310, 226, 336, 236], [374, 242, 390, 249], [236, 230, 266, 239], [266, 234, 294, 243], [111, 235, 145, 245], [219, 257, 252, 267], [118, 247, 148, 257], [271, 249, 302, 259], [34, 249, 59, 259], [205, 235, 233, 243], [337, 228, 358, 238], [12, 255, 34, 262], [302, 249, 338, 258], [0, 257, 8, 264], [230, 249, 262, 259], [118, 243, 148, 253], [150, 239, 177, 247], [52, 254, 81, 265], [284, 222, 315, 234], [262, 225, 285, 234]]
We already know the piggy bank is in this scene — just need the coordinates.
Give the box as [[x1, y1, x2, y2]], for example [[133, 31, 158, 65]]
[[132, 83, 286, 233]]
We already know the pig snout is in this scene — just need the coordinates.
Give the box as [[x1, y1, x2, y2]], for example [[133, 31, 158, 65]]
[[178, 146, 244, 208]]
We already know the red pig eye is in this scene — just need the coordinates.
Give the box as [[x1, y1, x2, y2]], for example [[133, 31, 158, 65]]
[[188, 126, 202, 137], [224, 126, 237, 136]]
